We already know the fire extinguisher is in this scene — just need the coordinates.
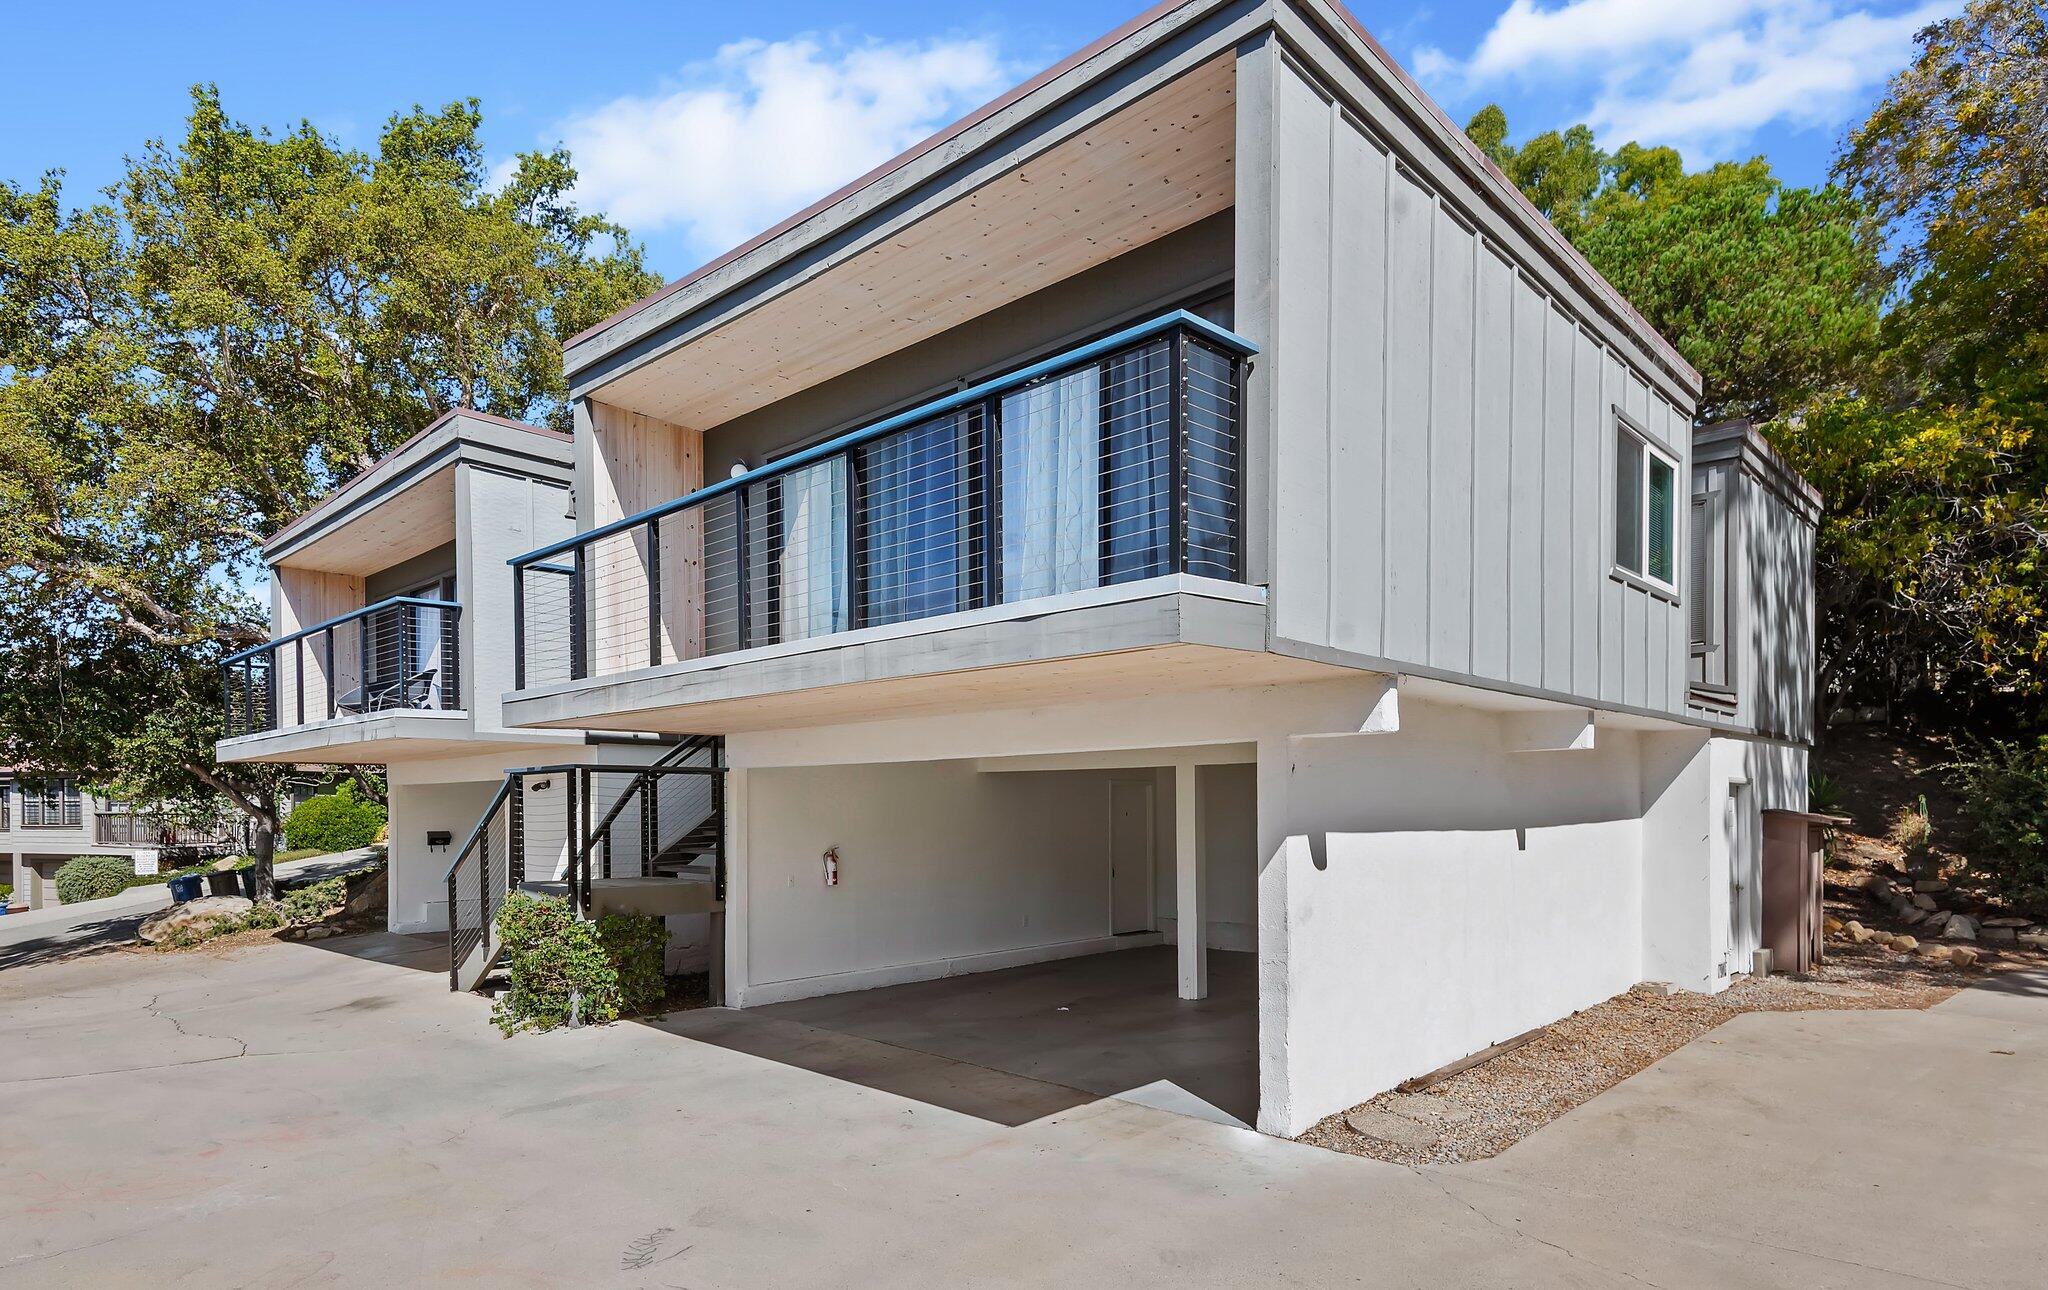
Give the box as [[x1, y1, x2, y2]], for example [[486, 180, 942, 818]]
[[823, 846, 840, 887]]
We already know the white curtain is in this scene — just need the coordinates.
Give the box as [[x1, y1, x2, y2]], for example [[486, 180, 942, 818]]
[[777, 459, 849, 639], [1000, 367, 1100, 602]]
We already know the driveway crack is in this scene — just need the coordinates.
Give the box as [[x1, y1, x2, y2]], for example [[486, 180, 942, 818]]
[[1415, 1169, 1665, 1288]]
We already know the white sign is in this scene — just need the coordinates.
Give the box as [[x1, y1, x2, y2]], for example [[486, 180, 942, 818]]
[[135, 849, 161, 875]]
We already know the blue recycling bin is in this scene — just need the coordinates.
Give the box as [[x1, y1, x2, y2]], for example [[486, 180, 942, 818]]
[[167, 874, 204, 903]]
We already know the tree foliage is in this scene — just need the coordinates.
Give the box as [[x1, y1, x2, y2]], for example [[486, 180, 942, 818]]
[[0, 88, 659, 888], [1470, 41, 2047, 718]]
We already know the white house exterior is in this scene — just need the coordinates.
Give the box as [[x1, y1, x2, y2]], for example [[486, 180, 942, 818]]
[[213, 408, 671, 934], [252, 0, 1817, 1139]]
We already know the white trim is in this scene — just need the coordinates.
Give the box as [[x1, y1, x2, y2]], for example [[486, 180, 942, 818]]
[[1612, 411, 1679, 595]]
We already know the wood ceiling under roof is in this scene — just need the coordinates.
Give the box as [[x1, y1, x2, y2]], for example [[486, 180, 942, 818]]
[[596, 52, 1237, 431], [276, 465, 456, 575]]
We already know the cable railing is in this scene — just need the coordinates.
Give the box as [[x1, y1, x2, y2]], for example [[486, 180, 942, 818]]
[[221, 596, 462, 738], [510, 310, 1255, 689], [444, 736, 723, 991]]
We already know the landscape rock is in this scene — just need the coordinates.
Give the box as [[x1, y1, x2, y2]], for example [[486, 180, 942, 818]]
[[1911, 893, 1939, 911], [1982, 926, 2016, 943], [1923, 911, 1953, 930], [1886, 934, 1919, 952], [1944, 915, 1978, 941], [2017, 931, 2048, 949], [1845, 922, 1877, 943], [1343, 1107, 1440, 1151], [1917, 943, 1952, 961], [1982, 916, 2032, 928], [1914, 879, 1950, 893], [1823, 914, 1846, 935], [1949, 945, 1982, 968], [138, 896, 252, 945], [1901, 907, 1929, 926]]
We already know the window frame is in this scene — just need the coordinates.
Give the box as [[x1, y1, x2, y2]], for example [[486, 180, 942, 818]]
[[1611, 410, 1681, 598]]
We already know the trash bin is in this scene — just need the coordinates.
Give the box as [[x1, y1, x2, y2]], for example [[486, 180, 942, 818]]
[[237, 867, 258, 900], [167, 874, 204, 903], [205, 870, 240, 898]]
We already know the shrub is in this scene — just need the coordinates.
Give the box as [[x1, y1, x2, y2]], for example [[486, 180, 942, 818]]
[[53, 855, 137, 904], [0, 881, 12, 902], [280, 875, 349, 924], [284, 781, 386, 852], [1808, 771, 1845, 815], [1887, 797, 1936, 872], [490, 892, 667, 1034], [1946, 739, 2048, 913]]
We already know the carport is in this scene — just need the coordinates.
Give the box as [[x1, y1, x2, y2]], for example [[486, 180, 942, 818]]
[[705, 749, 1261, 1126]]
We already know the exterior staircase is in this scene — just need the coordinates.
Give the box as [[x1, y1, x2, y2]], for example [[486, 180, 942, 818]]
[[444, 735, 723, 991]]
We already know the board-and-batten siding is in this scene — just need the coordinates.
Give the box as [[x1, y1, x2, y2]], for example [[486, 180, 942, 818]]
[[1266, 54, 1690, 718]]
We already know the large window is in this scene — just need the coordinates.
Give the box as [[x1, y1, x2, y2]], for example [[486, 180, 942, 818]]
[[22, 779, 81, 828], [1615, 418, 1677, 588]]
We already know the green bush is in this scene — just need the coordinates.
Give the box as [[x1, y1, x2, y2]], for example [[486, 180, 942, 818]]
[[53, 855, 137, 904], [1946, 739, 2048, 912], [0, 881, 12, 902], [280, 875, 348, 924], [283, 781, 386, 852], [490, 892, 667, 1034]]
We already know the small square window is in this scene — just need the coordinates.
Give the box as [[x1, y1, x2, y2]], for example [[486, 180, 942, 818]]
[[1614, 419, 1678, 590]]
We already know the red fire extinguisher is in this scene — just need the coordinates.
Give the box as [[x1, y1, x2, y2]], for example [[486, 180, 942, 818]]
[[823, 846, 840, 887]]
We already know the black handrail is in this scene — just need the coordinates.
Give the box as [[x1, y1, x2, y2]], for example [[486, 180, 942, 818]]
[[222, 595, 462, 738], [511, 311, 1252, 689], [222, 595, 460, 664], [510, 310, 1255, 568]]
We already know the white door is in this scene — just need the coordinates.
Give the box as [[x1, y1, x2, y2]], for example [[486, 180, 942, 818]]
[[1726, 783, 1758, 973], [1109, 779, 1155, 934]]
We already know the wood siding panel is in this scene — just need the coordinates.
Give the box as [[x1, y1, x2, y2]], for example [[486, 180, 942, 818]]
[[1427, 206, 1475, 671], [589, 401, 705, 673], [1382, 160, 1434, 663], [1471, 244, 1514, 679], [1507, 274, 1547, 686], [1326, 113, 1388, 656], [1271, 65, 1335, 644], [1257, 54, 1703, 719]]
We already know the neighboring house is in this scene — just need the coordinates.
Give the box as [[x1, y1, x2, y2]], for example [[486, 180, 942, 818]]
[[212, 408, 672, 935], [2, 773, 242, 908], [263, 0, 1814, 1139]]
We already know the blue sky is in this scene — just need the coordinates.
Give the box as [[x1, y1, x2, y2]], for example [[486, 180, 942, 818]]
[[2, 0, 1948, 281]]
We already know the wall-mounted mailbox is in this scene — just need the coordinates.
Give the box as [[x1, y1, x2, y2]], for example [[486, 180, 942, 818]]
[[426, 830, 452, 852]]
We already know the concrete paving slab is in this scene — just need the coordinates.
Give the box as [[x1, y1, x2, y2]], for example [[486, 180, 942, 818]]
[[0, 935, 2042, 1288]]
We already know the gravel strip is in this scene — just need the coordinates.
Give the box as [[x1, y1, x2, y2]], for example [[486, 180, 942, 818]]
[[1300, 940, 2029, 1166]]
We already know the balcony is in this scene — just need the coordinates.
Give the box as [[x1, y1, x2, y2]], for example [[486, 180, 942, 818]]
[[218, 597, 468, 762], [502, 312, 1318, 734]]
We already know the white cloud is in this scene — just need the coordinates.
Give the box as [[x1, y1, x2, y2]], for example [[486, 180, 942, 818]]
[[1419, 0, 1956, 159], [534, 35, 1010, 260]]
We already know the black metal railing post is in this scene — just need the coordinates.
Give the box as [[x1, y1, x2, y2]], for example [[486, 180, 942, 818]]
[[569, 548, 588, 681], [512, 565, 527, 690], [324, 625, 337, 720], [447, 864, 460, 990], [646, 518, 663, 669], [294, 637, 305, 726], [478, 821, 492, 953], [1169, 328, 1190, 574], [733, 488, 751, 651], [508, 775, 526, 886]]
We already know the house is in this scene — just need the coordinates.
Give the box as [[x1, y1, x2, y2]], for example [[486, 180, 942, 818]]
[[3, 772, 242, 909], [288, 0, 1816, 1138], [212, 407, 674, 935]]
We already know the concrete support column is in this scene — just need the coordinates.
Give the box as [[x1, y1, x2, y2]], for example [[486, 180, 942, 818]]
[[1175, 761, 1205, 1000], [9, 853, 42, 910], [721, 768, 750, 1008]]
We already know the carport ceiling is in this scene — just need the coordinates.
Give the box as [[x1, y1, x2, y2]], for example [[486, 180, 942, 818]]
[[593, 52, 1236, 430]]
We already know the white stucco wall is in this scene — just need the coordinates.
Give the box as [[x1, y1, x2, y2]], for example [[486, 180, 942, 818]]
[[733, 760, 1177, 1005], [386, 778, 502, 933], [1257, 700, 1661, 1136]]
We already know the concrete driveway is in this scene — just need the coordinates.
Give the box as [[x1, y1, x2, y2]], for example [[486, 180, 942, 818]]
[[0, 849, 381, 973], [1, 933, 2042, 1288]]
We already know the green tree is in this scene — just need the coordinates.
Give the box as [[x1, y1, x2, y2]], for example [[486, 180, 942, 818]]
[[0, 90, 659, 896]]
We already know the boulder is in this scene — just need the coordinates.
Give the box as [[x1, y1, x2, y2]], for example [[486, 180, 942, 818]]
[[1923, 911, 1953, 931], [1983, 926, 2016, 943], [139, 895, 252, 945], [1911, 893, 1939, 911], [1901, 906, 1929, 926], [1917, 943, 1952, 961], [1822, 914, 1846, 935], [2017, 931, 2048, 949], [1845, 922, 1876, 943], [1944, 914, 1978, 941], [1886, 934, 1919, 952], [1982, 916, 2032, 928], [1914, 879, 1950, 893], [1949, 945, 1982, 969]]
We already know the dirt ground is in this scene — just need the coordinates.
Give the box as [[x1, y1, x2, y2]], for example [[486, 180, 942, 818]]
[[1304, 727, 2048, 1166]]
